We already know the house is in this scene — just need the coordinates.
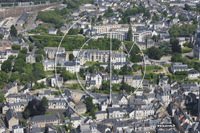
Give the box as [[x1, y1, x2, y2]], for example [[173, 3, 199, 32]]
[[0, 118, 6, 132], [48, 99, 67, 109], [47, 27, 57, 34], [44, 47, 65, 59], [56, 53, 69, 61], [5, 109, 19, 129], [70, 117, 81, 128], [107, 107, 125, 118], [51, 75, 63, 87], [16, 13, 29, 26], [12, 125, 24, 133], [62, 61, 80, 74], [188, 69, 199, 79], [113, 62, 132, 70], [20, 42, 29, 51], [10, 38, 24, 45], [28, 115, 60, 127], [85, 71, 102, 89], [5, 81, 18, 95], [170, 63, 188, 74], [124, 75, 142, 88], [95, 111, 107, 121], [73, 49, 126, 65], [59, 26, 68, 33], [26, 53, 36, 63]]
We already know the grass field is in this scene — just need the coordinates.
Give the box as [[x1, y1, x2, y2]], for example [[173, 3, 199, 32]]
[[182, 47, 193, 53], [145, 65, 163, 74]]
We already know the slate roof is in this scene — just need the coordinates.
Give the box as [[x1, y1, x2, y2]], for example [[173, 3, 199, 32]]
[[30, 115, 59, 123], [6, 109, 18, 121]]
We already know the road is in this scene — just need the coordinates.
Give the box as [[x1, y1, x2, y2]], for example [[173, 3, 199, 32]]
[[26, 12, 37, 31]]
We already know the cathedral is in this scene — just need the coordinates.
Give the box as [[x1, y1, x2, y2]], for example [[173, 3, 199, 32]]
[[193, 25, 200, 60]]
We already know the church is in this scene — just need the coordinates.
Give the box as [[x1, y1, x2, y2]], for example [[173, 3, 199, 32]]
[[193, 25, 200, 60]]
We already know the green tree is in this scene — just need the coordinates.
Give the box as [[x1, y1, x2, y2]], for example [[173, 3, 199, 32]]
[[61, 70, 73, 81], [12, 44, 20, 50], [42, 96, 49, 109], [0, 91, 5, 103], [98, 15, 102, 21], [29, 45, 34, 52], [35, 48, 46, 56], [79, 68, 85, 78], [10, 25, 17, 37], [171, 53, 182, 62], [147, 46, 163, 60], [158, 41, 172, 55], [36, 55, 43, 62], [126, 26, 133, 41], [1, 59, 12, 73], [69, 53, 74, 61], [9, 72, 19, 82], [0, 34, 4, 39], [0, 71, 8, 88], [171, 38, 181, 53]]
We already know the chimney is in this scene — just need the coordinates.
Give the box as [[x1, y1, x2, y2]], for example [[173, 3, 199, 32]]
[[182, 119, 185, 124], [180, 114, 183, 119]]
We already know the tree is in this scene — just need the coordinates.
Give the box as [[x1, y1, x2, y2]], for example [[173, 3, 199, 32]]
[[0, 91, 5, 103], [151, 35, 159, 42], [0, 71, 8, 88], [10, 25, 17, 37], [98, 15, 102, 21], [36, 55, 43, 62], [9, 72, 19, 82], [29, 45, 34, 52], [35, 48, 46, 56], [79, 68, 84, 78], [23, 98, 46, 118], [79, 28, 83, 34], [147, 46, 163, 60], [0, 34, 4, 39], [42, 96, 49, 109], [126, 26, 132, 41], [85, 97, 97, 119], [158, 41, 172, 55], [1, 59, 12, 73], [61, 70, 73, 81], [12, 44, 20, 50], [171, 38, 181, 53], [32, 63, 46, 80], [69, 53, 74, 61], [171, 53, 182, 62]]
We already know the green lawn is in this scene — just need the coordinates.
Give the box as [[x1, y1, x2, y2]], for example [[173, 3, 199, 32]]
[[144, 65, 163, 74], [45, 71, 55, 75], [44, 111, 54, 115], [182, 46, 193, 53], [81, 113, 90, 116], [84, 61, 100, 66]]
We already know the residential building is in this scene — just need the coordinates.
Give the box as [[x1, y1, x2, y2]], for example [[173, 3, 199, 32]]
[[73, 49, 126, 65], [5, 109, 19, 129], [44, 47, 65, 59], [26, 53, 36, 63], [12, 125, 24, 133], [47, 27, 57, 34], [188, 69, 200, 79], [28, 115, 60, 128], [51, 75, 63, 87], [170, 63, 188, 74]]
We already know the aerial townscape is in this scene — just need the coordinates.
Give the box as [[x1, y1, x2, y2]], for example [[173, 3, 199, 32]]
[[2, 0, 200, 133]]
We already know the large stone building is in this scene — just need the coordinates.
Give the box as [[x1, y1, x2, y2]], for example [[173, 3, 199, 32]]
[[193, 25, 200, 60], [73, 49, 127, 65]]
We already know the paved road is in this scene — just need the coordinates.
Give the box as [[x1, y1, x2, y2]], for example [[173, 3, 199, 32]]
[[26, 12, 37, 31]]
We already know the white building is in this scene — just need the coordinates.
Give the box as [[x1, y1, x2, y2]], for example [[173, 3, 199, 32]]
[[170, 62, 188, 74], [188, 69, 200, 79], [12, 125, 24, 133]]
